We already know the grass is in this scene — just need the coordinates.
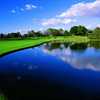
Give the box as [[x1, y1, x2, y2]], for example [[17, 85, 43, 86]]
[[0, 36, 89, 56], [0, 95, 6, 100]]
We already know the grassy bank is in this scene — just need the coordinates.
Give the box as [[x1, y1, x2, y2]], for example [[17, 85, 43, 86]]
[[0, 36, 89, 56]]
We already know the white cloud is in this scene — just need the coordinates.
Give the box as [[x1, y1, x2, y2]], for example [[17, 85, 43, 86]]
[[58, 0, 100, 18], [97, 24, 100, 27], [11, 9, 16, 13], [11, 4, 37, 13], [41, 18, 76, 26], [25, 4, 37, 10], [20, 8, 24, 11]]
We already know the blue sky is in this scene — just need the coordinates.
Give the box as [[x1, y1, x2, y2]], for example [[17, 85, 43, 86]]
[[0, 0, 100, 33]]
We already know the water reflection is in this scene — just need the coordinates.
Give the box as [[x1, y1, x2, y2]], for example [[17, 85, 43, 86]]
[[41, 42, 100, 71], [28, 65, 38, 70], [89, 41, 100, 49], [0, 41, 100, 99], [42, 42, 69, 51], [70, 43, 87, 51]]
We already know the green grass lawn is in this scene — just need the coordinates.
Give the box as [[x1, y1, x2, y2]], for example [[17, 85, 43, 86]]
[[0, 36, 89, 56]]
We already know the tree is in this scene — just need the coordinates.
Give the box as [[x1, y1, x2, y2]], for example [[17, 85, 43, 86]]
[[59, 28, 64, 35], [70, 26, 78, 35], [7, 32, 21, 38], [88, 27, 100, 40], [64, 30, 71, 36], [87, 29, 93, 34], [16, 32, 22, 37], [27, 30, 36, 37], [35, 31, 43, 37], [77, 25, 88, 36], [70, 25, 88, 36], [47, 28, 62, 36], [0, 33, 5, 39], [22, 34, 28, 38]]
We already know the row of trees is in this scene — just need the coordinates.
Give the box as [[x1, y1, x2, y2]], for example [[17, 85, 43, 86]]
[[0, 31, 44, 39], [0, 25, 100, 39], [0, 28, 71, 39]]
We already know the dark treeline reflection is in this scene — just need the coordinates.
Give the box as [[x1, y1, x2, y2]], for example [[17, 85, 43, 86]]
[[42, 41, 100, 52], [89, 41, 100, 49], [43, 42, 69, 51], [70, 43, 87, 51]]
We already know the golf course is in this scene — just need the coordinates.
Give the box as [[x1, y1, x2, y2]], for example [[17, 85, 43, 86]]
[[0, 36, 89, 56]]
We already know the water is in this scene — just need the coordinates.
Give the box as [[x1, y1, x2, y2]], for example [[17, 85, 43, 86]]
[[0, 42, 100, 100]]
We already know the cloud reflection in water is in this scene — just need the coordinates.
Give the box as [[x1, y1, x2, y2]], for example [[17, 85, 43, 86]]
[[40, 43, 100, 71]]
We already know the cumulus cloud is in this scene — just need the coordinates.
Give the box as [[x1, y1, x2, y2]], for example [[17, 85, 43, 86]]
[[11, 3, 37, 13], [11, 9, 16, 13], [25, 4, 37, 11], [41, 0, 100, 27], [41, 18, 76, 26], [97, 24, 100, 27], [20, 8, 24, 11], [58, 0, 100, 17]]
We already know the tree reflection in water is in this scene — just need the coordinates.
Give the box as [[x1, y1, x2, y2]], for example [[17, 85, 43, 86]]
[[41, 41, 100, 71]]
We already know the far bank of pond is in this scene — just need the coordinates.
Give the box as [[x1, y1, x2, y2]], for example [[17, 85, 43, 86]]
[[0, 36, 89, 56]]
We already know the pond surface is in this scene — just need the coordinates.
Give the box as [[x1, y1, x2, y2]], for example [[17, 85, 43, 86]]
[[0, 41, 100, 100]]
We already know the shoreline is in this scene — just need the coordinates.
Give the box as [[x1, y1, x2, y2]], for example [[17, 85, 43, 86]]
[[0, 36, 89, 57]]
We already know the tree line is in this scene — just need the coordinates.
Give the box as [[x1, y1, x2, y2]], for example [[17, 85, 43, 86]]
[[0, 25, 100, 39]]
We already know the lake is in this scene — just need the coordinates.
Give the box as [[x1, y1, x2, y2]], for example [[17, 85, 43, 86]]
[[0, 41, 100, 100]]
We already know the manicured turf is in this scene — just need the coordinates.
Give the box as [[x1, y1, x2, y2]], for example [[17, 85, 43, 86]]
[[0, 36, 89, 56]]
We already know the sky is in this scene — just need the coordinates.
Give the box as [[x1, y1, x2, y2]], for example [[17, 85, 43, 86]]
[[0, 0, 100, 33]]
